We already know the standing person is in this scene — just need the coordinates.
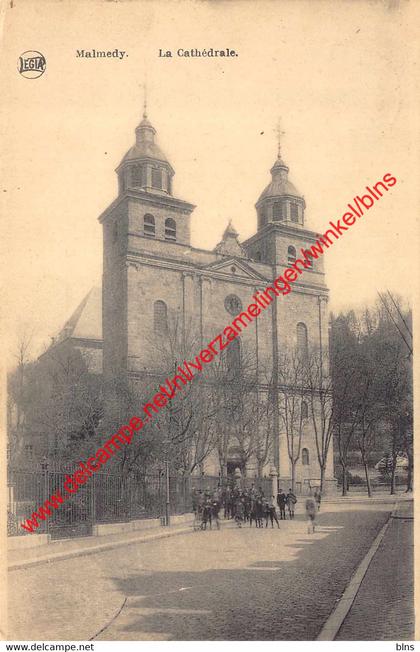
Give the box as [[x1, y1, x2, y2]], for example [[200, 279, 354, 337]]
[[243, 490, 251, 523], [201, 499, 212, 530], [255, 496, 264, 528], [286, 488, 297, 519], [263, 499, 270, 527], [249, 497, 257, 527], [314, 488, 322, 511], [276, 488, 287, 520], [224, 486, 231, 519], [265, 496, 280, 528], [305, 492, 317, 534], [211, 496, 221, 530], [235, 497, 245, 528]]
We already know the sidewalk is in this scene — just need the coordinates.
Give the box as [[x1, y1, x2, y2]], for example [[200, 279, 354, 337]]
[[336, 498, 414, 640], [322, 490, 412, 504], [8, 519, 194, 571]]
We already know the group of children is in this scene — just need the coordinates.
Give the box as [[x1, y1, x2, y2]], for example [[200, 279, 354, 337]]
[[192, 485, 302, 531]]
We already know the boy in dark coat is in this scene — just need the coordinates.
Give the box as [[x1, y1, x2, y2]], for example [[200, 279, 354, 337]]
[[276, 489, 287, 520], [264, 496, 280, 528]]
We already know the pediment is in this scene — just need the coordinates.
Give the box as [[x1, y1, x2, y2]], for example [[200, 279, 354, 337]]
[[201, 257, 269, 282]]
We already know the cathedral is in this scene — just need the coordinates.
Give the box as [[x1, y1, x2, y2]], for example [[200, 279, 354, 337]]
[[41, 108, 335, 492], [94, 108, 335, 493]]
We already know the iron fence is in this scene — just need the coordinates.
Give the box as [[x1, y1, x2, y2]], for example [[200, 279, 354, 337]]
[[8, 464, 278, 539], [8, 465, 204, 539]]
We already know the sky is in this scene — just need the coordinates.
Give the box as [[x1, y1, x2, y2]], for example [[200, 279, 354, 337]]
[[1, 0, 418, 366]]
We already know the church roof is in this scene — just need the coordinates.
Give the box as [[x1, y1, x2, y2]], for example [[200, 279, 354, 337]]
[[119, 113, 172, 168], [258, 177, 301, 201], [53, 287, 102, 345], [121, 141, 170, 165], [257, 155, 302, 203]]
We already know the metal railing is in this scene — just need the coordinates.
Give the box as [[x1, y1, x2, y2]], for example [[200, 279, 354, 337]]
[[7, 465, 195, 539], [8, 463, 277, 539]]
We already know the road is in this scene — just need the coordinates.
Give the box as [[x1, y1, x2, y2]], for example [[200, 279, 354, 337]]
[[8, 501, 411, 640]]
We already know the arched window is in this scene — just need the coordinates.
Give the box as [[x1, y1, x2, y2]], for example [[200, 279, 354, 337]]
[[297, 322, 308, 358], [301, 401, 308, 420], [132, 164, 144, 186], [151, 167, 162, 189], [302, 448, 309, 465], [226, 337, 241, 380], [165, 218, 176, 241], [255, 251, 262, 262], [154, 300, 168, 334], [290, 203, 299, 223], [144, 214, 155, 237], [287, 245, 296, 265], [273, 202, 284, 221]]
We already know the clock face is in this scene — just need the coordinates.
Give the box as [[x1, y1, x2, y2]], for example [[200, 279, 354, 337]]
[[224, 294, 243, 316]]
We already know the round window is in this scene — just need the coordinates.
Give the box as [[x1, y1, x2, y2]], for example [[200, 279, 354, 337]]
[[224, 294, 243, 316]]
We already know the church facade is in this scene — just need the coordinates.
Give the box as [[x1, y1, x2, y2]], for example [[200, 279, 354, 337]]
[[98, 110, 335, 493]]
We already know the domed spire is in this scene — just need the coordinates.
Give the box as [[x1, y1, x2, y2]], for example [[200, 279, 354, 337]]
[[256, 122, 302, 203], [134, 87, 157, 142], [257, 152, 301, 203], [116, 100, 175, 196], [255, 126, 305, 229]]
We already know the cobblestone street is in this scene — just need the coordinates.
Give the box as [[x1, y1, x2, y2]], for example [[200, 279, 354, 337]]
[[8, 500, 412, 640]]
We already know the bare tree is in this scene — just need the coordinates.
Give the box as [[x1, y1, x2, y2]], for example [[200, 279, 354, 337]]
[[278, 348, 306, 492], [141, 312, 217, 476], [305, 349, 334, 493], [355, 295, 412, 495], [254, 385, 273, 479], [205, 341, 261, 477], [330, 313, 366, 496]]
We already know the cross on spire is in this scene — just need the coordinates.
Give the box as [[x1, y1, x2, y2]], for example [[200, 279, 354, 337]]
[[143, 81, 148, 118], [276, 119, 285, 159]]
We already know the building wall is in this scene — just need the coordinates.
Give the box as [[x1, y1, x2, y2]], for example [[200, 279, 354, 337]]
[[128, 196, 191, 247], [101, 158, 335, 492]]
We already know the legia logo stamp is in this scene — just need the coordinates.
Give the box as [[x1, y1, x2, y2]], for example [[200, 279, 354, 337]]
[[18, 51, 46, 78]]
